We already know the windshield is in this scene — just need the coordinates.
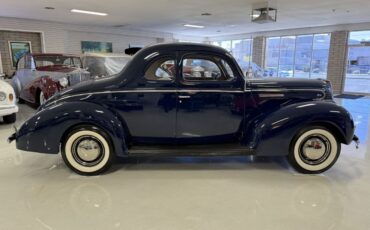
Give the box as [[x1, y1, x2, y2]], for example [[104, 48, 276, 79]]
[[34, 56, 82, 68]]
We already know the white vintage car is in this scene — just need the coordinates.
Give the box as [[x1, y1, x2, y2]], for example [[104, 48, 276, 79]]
[[0, 79, 18, 123]]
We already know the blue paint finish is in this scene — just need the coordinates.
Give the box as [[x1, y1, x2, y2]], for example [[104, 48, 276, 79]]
[[14, 43, 356, 157]]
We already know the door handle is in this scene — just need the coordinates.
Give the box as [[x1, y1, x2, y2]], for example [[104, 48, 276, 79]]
[[178, 95, 191, 99]]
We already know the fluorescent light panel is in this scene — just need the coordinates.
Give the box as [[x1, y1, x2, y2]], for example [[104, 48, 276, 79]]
[[184, 24, 205, 29], [71, 9, 108, 16]]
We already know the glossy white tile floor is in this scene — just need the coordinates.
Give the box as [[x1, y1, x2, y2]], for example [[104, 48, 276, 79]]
[[1, 99, 370, 230]]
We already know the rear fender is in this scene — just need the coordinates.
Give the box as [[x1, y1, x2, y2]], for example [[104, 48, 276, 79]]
[[16, 101, 128, 157], [244, 101, 355, 156]]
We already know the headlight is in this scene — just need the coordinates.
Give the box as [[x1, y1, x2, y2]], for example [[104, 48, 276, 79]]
[[0, 92, 6, 101], [58, 77, 69, 88]]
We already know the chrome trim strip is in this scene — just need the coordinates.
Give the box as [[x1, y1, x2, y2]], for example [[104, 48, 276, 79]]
[[53, 88, 325, 103]]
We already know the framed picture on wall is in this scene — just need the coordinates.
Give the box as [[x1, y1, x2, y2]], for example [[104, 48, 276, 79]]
[[81, 41, 113, 53], [8, 41, 32, 67]]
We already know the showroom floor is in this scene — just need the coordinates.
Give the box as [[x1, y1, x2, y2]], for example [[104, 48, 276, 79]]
[[0, 98, 370, 230]]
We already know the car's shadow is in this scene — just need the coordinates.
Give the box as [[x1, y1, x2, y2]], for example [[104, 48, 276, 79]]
[[109, 156, 292, 173]]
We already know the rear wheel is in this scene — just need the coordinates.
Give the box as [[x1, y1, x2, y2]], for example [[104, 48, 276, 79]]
[[61, 126, 114, 175], [3, 113, 16, 124], [288, 126, 340, 174]]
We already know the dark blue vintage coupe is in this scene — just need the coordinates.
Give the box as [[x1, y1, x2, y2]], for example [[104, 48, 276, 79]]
[[9, 43, 358, 175]]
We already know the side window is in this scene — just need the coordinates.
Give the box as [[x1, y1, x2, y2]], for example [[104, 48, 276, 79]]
[[24, 55, 33, 69], [73, 58, 82, 68], [63, 58, 72, 66], [145, 57, 175, 81], [17, 57, 25, 70], [182, 55, 235, 81]]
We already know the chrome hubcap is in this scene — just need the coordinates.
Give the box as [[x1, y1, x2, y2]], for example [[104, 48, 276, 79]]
[[72, 136, 105, 167], [77, 139, 101, 162], [299, 135, 331, 165], [302, 138, 326, 160]]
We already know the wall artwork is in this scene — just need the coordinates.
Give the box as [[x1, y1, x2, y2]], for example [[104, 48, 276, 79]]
[[81, 41, 113, 53], [8, 41, 32, 67]]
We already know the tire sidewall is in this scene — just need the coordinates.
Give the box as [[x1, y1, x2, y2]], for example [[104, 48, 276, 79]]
[[62, 126, 114, 175], [289, 126, 341, 174]]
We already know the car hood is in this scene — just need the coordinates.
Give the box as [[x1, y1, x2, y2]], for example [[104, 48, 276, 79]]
[[0, 79, 14, 93], [248, 78, 329, 89]]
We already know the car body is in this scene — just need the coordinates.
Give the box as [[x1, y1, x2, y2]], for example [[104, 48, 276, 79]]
[[0, 79, 18, 123], [10, 43, 357, 175], [82, 53, 132, 78], [11, 53, 91, 105]]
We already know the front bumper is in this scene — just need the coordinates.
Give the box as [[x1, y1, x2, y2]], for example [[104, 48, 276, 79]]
[[353, 135, 360, 149], [0, 104, 18, 117]]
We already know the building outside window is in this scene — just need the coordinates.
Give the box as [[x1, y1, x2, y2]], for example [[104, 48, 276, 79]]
[[344, 31, 370, 94], [265, 33, 331, 79]]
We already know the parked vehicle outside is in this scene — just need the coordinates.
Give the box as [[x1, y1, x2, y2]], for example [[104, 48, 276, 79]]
[[82, 53, 132, 78], [0, 79, 18, 123], [9, 43, 358, 175], [11, 53, 91, 106]]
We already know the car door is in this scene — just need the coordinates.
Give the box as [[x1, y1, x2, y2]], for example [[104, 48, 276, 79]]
[[115, 55, 177, 143], [176, 52, 246, 143]]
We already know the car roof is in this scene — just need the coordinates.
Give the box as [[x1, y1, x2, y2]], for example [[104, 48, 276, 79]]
[[139, 42, 229, 54]]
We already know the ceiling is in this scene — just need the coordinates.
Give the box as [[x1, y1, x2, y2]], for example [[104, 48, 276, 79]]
[[1, 0, 370, 37]]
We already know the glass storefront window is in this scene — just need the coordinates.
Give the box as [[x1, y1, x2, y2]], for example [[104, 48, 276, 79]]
[[231, 39, 253, 72], [265, 33, 331, 79], [211, 39, 253, 72], [344, 31, 370, 93]]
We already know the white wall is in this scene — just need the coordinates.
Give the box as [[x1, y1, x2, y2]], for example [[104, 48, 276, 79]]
[[0, 16, 175, 54]]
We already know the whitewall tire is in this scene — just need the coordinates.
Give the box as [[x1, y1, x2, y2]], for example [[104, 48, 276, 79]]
[[39, 91, 46, 105], [288, 126, 340, 174], [62, 126, 114, 175]]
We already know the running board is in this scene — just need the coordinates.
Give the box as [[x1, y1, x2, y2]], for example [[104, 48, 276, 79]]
[[128, 143, 254, 157]]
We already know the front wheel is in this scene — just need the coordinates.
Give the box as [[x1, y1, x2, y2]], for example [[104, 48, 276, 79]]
[[288, 126, 341, 174], [3, 113, 16, 124], [61, 126, 114, 175]]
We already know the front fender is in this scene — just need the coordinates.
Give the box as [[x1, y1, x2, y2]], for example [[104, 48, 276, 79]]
[[245, 101, 355, 156], [31, 76, 61, 100], [16, 101, 127, 156]]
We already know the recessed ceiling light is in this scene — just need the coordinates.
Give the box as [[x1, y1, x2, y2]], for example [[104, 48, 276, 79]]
[[71, 9, 108, 16], [44, 7, 55, 10], [184, 24, 205, 29]]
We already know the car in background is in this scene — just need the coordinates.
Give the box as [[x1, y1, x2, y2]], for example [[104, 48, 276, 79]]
[[0, 79, 18, 124], [82, 53, 132, 78], [11, 53, 91, 106]]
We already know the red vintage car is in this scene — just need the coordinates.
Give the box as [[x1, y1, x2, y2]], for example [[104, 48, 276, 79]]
[[11, 53, 91, 105]]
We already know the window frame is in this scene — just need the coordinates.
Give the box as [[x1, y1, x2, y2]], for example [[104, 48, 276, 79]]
[[179, 52, 238, 84], [143, 55, 177, 83]]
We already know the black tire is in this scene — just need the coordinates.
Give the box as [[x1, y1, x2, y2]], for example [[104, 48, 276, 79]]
[[288, 126, 341, 174], [61, 125, 115, 176], [18, 97, 25, 104], [3, 113, 16, 124]]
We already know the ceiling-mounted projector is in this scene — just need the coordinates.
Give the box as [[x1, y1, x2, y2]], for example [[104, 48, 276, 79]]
[[251, 2, 277, 24]]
